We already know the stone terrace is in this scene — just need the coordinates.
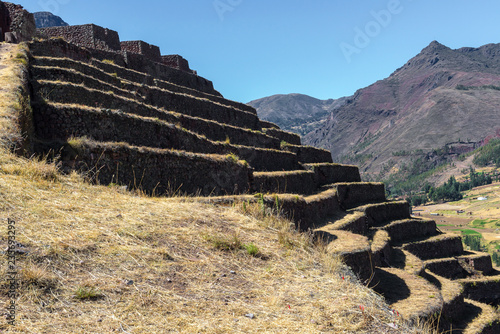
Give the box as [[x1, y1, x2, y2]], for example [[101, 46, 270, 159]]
[[20, 20, 500, 334]]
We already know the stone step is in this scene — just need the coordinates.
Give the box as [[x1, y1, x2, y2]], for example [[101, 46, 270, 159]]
[[262, 127, 301, 145], [304, 163, 361, 185], [251, 163, 368, 195], [402, 234, 464, 260], [31, 56, 256, 114], [457, 274, 500, 306], [424, 258, 471, 279], [232, 146, 301, 172], [318, 230, 373, 282], [371, 230, 391, 267], [259, 120, 279, 129], [34, 138, 251, 196], [389, 248, 425, 276], [461, 299, 500, 334], [373, 218, 438, 243], [252, 170, 317, 195], [314, 211, 368, 235], [33, 102, 298, 172], [333, 182, 386, 209], [31, 84, 278, 149], [457, 252, 494, 275], [370, 267, 443, 324], [31, 62, 258, 122], [29, 39, 220, 96], [32, 64, 137, 99], [424, 252, 494, 280], [32, 79, 262, 131], [423, 270, 466, 331], [202, 188, 342, 231], [352, 201, 411, 228], [281, 143, 333, 164]]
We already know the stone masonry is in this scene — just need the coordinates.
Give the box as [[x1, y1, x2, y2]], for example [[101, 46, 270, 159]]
[[0, 1, 36, 42], [38, 24, 121, 52], [121, 40, 161, 63], [36, 23, 198, 75], [161, 54, 194, 74]]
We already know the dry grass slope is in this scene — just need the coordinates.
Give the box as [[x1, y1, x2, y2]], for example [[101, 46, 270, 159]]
[[0, 43, 436, 333]]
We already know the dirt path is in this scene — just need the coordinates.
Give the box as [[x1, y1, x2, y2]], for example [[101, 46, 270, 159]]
[[430, 155, 476, 185]]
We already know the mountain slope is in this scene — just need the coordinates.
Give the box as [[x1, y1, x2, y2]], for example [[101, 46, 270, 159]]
[[303, 41, 500, 179], [248, 93, 347, 136], [34, 11, 68, 28]]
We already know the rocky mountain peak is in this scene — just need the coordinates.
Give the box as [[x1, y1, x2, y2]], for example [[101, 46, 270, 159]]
[[34, 11, 68, 28]]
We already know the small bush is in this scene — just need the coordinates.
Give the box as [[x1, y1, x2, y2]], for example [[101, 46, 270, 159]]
[[243, 243, 260, 256], [204, 234, 242, 251], [74, 286, 102, 300], [226, 153, 240, 163]]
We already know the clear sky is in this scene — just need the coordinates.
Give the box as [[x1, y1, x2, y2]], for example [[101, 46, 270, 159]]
[[15, 0, 500, 103]]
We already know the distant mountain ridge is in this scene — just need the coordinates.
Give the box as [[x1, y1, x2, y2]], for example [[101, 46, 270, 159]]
[[252, 41, 500, 180], [34, 11, 68, 28], [248, 94, 348, 136]]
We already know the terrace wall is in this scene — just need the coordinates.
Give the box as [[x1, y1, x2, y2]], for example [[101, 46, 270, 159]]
[[37, 24, 121, 52], [121, 40, 161, 63], [161, 54, 194, 74], [0, 1, 36, 42]]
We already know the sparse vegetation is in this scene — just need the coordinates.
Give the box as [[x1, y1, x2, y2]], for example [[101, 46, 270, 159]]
[[473, 138, 500, 167], [243, 242, 260, 256], [463, 234, 484, 251], [74, 286, 103, 300]]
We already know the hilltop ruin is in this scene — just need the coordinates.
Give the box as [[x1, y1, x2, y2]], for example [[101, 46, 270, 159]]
[[1, 2, 499, 332]]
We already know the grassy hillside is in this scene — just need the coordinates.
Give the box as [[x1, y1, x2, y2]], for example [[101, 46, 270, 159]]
[[0, 43, 434, 333]]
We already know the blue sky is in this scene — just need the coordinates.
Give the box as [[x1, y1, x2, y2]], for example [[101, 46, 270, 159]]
[[16, 0, 500, 103]]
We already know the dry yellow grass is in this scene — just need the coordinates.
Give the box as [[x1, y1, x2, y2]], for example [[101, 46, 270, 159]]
[[0, 42, 437, 333], [0, 43, 29, 150], [0, 151, 436, 333]]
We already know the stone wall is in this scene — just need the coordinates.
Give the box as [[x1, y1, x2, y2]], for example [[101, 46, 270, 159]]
[[0, 1, 36, 42], [30, 38, 219, 95], [38, 24, 121, 52], [161, 54, 194, 74], [0, 2, 9, 41], [35, 140, 252, 196], [121, 40, 161, 63]]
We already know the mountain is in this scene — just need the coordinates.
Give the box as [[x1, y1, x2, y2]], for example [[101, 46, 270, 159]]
[[34, 11, 68, 28], [302, 41, 500, 179], [248, 94, 348, 136]]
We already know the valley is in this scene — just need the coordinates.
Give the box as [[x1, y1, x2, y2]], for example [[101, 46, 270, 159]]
[[415, 182, 500, 266]]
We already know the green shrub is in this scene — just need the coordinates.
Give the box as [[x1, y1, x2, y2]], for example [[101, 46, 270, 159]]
[[204, 234, 242, 251], [74, 286, 102, 300], [243, 243, 260, 256]]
